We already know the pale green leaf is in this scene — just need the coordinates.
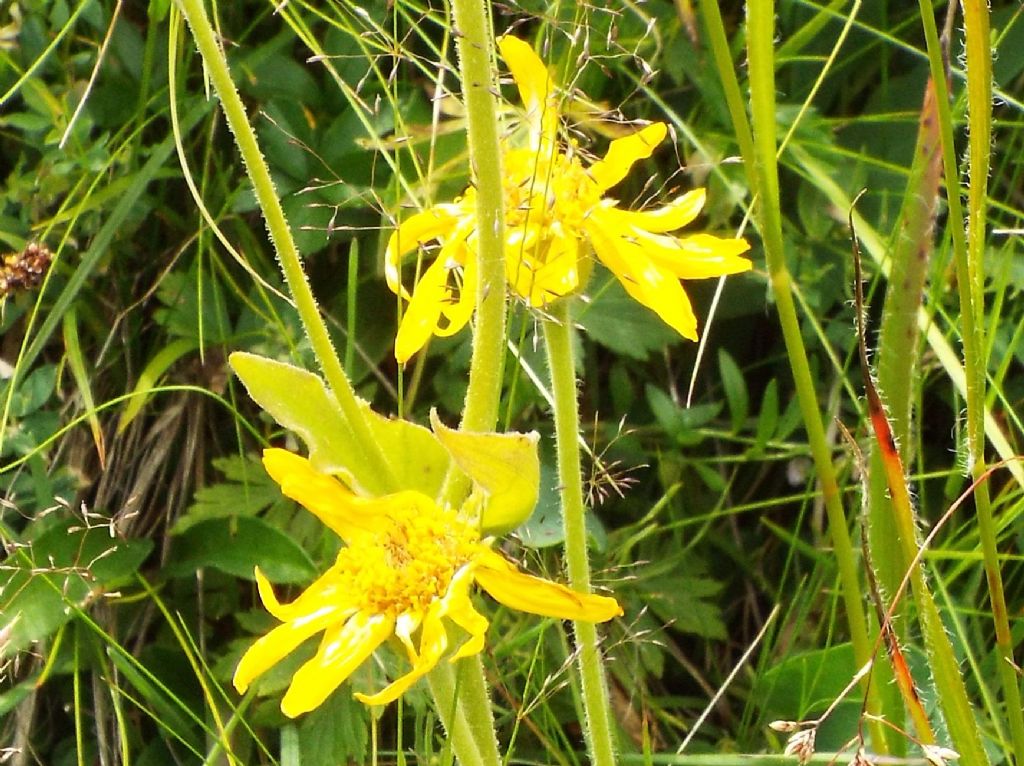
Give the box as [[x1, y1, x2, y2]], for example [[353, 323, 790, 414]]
[[230, 352, 448, 498], [430, 410, 540, 534]]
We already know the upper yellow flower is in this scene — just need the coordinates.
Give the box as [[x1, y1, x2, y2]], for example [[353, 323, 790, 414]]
[[233, 448, 622, 717], [386, 35, 752, 362]]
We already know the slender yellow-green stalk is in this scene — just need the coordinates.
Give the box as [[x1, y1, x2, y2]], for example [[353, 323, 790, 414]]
[[543, 302, 617, 766], [956, 0, 1024, 758], [173, 0, 397, 495], [738, 0, 889, 751]]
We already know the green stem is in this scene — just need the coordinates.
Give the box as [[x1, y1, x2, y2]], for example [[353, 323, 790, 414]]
[[435, 1, 507, 764], [542, 302, 616, 766], [450, 0, 507, 437], [438, 0, 509, 512], [742, 0, 887, 749], [959, 0, 1024, 758], [174, 0, 397, 494], [864, 61, 947, 758], [428, 659, 500, 766]]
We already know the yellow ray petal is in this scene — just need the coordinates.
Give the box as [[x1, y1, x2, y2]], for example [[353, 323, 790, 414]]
[[394, 255, 449, 363], [393, 610, 424, 664], [596, 189, 706, 233], [385, 205, 462, 296], [281, 612, 393, 717], [443, 567, 490, 660], [588, 122, 667, 192], [498, 35, 558, 150], [638, 231, 752, 279], [233, 605, 341, 694], [588, 224, 699, 340], [474, 550, 622, 622], [262, 449, 384, 541], [354, 600, 448, 706], [527, 228, 582, 306], [254, 566, 358, 625], [434, 233, 477, 338]]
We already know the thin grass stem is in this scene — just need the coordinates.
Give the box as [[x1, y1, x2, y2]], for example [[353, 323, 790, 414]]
[[738, 0, 888, 751], [958, 0, 1024, 758]]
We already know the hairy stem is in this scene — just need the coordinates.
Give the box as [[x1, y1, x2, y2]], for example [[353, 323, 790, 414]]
[[174, 0, 396, 494], [543, 302, 617, 766], [436, 0, 508, 763]]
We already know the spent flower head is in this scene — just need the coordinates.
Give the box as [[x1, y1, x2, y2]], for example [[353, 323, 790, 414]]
[[782, 726, 817, 765], [233, 448, 621, 716], [386, 35, 752, 362]]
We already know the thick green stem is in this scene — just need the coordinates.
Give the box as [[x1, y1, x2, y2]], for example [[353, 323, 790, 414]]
[[428, 658, 501, 766], [542, 303, 617, 766], [434, 1, 507, 764], [439, 0, 509, 513], [864, 71, 946, 756], [743, 0, 886, 748], [174, 0, 396, 494], [959, 0, 1024, 758], [450, 0, 507, 436]]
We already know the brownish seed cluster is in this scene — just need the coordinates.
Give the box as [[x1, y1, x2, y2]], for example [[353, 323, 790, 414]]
[[0, 242, 52, 296]]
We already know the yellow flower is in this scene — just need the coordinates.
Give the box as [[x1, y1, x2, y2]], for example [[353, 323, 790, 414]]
[[233, 448, 622, 716], [386, 35, 752, 362]]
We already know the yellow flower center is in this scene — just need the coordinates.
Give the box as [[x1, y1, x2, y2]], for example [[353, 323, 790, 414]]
[[455, 142, 601, 306], [334, 503, 480, 618], [502, 145, 600, 234]]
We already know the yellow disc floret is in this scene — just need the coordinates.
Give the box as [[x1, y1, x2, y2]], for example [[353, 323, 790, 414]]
[[335, 503, 480, 618]]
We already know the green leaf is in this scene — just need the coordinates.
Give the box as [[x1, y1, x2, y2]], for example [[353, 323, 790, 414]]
[[753, 378, 779, 453], [634, 555, 726, 640], [430, 410, 540, 534], [165, 516, 316, 584], [642, 571, 726, 640], [0, 520, 153, 657], [755, 643, 857, 719], [645, 385, 720, 446], [230, 352, 360, 477], [298, 688, 369, 765], [172, 454, 285, 534], [718, 349, 748, 432], [576, 272, 679, 360], [230, 352, 449, 497], [153, 264, 233, 344], [0, 364, 57, 417], [106, 645, 200, 747]]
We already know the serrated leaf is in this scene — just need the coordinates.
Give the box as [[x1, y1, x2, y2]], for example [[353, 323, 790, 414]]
[[643, 572, 726, 640], [172, 454, 283, 534], [298, 688, 369, 765], [165, 516, 316, 584]]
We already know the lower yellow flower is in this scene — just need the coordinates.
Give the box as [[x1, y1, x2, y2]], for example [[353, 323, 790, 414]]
[[386, 36, 752, 362], [233, 449, 622, 716]]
